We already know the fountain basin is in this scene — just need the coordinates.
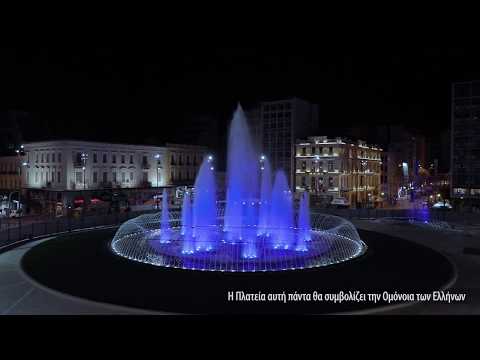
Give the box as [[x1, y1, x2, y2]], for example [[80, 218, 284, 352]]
[[111, 211, 367, 272]]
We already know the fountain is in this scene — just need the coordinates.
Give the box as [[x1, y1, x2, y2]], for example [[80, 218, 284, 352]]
[[112, 104, 366, 272]]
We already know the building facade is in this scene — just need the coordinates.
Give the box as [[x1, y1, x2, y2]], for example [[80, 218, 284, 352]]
[[0, 156, 22, 192], [9, 140, 207, 214], [247, 98, 319, 185], [451, 81, 480, 205], [295, 136, 382, 207]]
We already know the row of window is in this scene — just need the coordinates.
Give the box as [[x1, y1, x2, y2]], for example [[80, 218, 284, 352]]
[[0, 163, 18, 173], [0, 178, 21, 189], [298, 174, 379, 190], [263, 112, 292, 120], [33, 152, 62, 164], [263, 103, 292, 111], [297, 146, 381, 159], [30, 171, 62, 184], [74, 152, 202, 166]]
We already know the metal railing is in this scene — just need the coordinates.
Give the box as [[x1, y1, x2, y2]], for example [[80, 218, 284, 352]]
[[311, 207, 479, 225], [1, 207, 478, 254], [0, 210, 158, 252]]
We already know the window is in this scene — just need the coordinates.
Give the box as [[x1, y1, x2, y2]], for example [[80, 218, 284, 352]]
[[121, 155, 125, 164], [52, 172, 55, 182], [112, 155, 116, 163], [302, 147, 306, 156], [58, 153, 62, 162], [103, 154, 107, 163], [93, 153, 98, 163], [186, 155, 190, 165], [329, 147, 333, 155], [130, 172, 134, 182], [171, 155, 176, 165], [121, 172, 126, 183], [112, 172, 117, 183], [103, 172, 108, 183], [46, 153, 50, 162], [329, 177, 334, 187], [328, 161, 334, 172], [58, 172, 61, 183], [36, 153, 39, 163], [76, 172, 83, 183], [35, 172, 39, 183], [52, 153, 56, 162], [130, 155, 133, 164], [142, 155, 147, 164], [41, 153, 44, 163], [142, 172, 148, 182], [93, 172, 98, 183]]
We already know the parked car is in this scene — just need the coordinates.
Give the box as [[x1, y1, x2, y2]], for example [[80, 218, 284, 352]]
[[330, 197, 350, 208], [432, 201, 452, 210], [9, 209, 23, 218]]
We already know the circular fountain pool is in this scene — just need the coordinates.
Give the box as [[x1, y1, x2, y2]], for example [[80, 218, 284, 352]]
[[111, 210, 366, 272]]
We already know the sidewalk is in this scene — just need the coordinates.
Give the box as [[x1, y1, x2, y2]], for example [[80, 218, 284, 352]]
[[0, 238, 158, 315], [352, 219, 480, 314]]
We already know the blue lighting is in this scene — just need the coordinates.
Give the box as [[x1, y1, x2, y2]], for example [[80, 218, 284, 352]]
[[112, 105, 366, 272]]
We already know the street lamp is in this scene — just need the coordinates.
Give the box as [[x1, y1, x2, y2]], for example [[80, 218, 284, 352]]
[[361, 160, 368, 207], [81, 153, 88, 190], [155, 154, 162, 187], [12, 145, 27, 215]]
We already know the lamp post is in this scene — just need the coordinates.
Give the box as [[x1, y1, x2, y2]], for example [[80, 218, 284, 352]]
[[13, 145, 26, 215], [81, 153, 88, 190], [155, 154, 162, 187], [361, 160, 367, 207]]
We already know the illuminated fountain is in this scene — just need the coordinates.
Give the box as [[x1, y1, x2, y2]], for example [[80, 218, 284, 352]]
[[111, 104, 366, 272]]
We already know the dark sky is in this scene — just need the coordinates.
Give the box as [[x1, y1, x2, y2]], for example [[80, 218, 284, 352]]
[[1, 45, 480, 146]]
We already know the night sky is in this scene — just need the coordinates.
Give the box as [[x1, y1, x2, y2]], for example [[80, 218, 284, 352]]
[[1, 45, 480, 149]]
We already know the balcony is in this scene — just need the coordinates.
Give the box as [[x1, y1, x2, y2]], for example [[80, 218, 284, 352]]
[[141, 162, 151, 170]]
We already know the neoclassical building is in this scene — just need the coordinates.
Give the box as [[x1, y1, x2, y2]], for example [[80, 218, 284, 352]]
[[9, 140, 208, 213], [295, 136, 383, 207]]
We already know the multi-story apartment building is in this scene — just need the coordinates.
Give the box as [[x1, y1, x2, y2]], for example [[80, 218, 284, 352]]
[[0, 156, 23, 192], [451, 81, 480, 206], [6, 140, 207, 214], [295, 136, 382, 207], [247, 97, 319, 185]]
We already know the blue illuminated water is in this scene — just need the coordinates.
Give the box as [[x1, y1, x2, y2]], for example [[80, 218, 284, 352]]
[[160, 188, 170, 243], [192, 157, 217, 251], [151, 104, 315, 264]]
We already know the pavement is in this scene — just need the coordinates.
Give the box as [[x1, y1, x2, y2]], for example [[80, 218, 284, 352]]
[[0, 238, 155, 315], [351, 219, 480, 314], [0, 220, 479, 315]]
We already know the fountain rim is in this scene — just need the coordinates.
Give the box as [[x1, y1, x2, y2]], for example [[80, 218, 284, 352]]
[[110, 211, 368, 273]]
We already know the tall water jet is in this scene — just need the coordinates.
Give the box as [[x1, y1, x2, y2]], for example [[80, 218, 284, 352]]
[[257, 156, 272, 236], [192, 158, 217, 251], [160, 189, 170, 242], [242, 200, 258, 259], [270, 170, 294, 249], [181, 191, 194, 254], [224, 104, 259, 239], [296, 192, 311, 251]]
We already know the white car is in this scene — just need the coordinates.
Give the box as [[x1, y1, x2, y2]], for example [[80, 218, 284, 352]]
[[330, 197, 350, 208], [432, 201, 452, 210]]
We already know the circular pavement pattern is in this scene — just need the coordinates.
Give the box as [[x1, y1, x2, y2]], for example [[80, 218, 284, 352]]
[[20, 228, 455, 314]]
